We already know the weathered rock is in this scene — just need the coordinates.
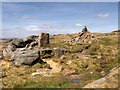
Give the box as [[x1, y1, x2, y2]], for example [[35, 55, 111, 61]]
[[83, 67, 119, 88], [10, 48, 40, 66], [53, 48, 70, 57], [23, 35, 38, 44], [3, 44, 16, 58], [30, 41, 38, 47], [11, 38, 26, 48], [40, 48, 53, 59], [38, 33, 49, 48], [26, 41, 38, 49]]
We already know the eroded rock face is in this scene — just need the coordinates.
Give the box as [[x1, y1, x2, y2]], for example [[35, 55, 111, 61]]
[[38, 33, 49, 48], [10, 48, 40, 66], [3, 44, 16, 58], [11, 38, 26, 48], [23, 35, 38, 44], [40, 48, 53, 59]]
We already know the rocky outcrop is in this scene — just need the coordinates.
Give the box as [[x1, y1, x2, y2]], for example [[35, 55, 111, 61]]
[[2, 33, 70, 66], [10, 48, 40, 66], [23, 35, 38, 44], [3, 44, 16, 58], [83, 67, 119, 88], [11, 38, 26, 48]]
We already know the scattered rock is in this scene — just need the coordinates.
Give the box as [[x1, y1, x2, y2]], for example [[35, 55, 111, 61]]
[[53, 48, 70, 57], [83, 67, 119, 88]]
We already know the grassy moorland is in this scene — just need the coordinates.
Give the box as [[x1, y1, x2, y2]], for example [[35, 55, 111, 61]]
[[0, 31, 119, 88]]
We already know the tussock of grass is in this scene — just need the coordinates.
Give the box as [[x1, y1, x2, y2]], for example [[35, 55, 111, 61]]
[[70, 44, 84, 53]]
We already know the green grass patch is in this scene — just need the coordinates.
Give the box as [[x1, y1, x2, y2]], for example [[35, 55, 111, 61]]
[[100, 37, 113, 46], [89, 51, 97, 55], [70, 44, 84, 53], [13, 78, 71, 88], [82, 72, 102, 81]]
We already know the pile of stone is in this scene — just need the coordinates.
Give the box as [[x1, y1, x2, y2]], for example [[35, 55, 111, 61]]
[[3, 33, 69, 66], [66, 26, 98, 45]]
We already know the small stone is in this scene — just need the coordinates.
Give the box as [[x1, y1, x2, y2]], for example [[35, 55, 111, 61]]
[[60, 55, 66, 60]]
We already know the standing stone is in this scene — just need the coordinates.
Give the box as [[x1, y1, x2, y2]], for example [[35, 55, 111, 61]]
[[38, 33, 49, 48]]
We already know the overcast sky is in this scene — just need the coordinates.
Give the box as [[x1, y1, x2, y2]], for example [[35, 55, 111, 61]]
[[2, 2, 118, 38]]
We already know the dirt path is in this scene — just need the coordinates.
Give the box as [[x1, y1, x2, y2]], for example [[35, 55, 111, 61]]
[[43, 59, 62, 73]]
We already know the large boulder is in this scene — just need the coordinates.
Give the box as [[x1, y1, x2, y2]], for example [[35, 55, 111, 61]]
[[3, 44, 16, 59], [11, 38, 26, 48], [10, 48, 40, 66]]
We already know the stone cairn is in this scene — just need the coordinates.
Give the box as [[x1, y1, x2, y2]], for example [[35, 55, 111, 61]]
[[65, 26, 98, 45], [82, 26, 88, 33], [38, 32, 50, 48]]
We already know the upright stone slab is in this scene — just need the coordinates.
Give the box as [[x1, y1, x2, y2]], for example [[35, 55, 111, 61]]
[[38, 33, 49, 48]]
